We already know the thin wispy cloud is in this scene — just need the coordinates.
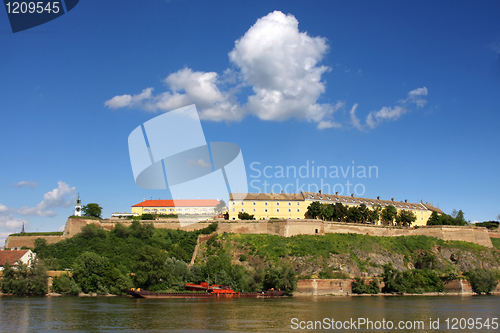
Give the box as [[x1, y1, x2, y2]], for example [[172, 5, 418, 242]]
[[14, 181, 38, 188], [350, 87, 428, 130], [17, 181, 76, 217]]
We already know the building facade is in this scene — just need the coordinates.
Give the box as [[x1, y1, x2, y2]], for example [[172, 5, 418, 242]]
[[229, 191, 443, 226], [131, 199, 220, 216]]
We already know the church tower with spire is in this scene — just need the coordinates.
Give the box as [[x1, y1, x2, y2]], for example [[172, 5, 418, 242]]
[[74, 194, 82, 216]]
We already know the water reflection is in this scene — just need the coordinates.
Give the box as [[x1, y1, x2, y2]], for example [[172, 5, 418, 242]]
[[0, 295, 498, 332]]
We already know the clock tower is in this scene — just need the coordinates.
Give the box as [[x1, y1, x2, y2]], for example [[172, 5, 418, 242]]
[[74, 194, 82, 216]]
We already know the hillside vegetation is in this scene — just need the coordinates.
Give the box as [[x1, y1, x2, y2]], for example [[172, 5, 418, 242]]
[[196, 233, 500, 279]]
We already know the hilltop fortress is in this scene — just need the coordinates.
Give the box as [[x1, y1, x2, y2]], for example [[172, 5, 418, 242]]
[[4, 191, 495, 249]]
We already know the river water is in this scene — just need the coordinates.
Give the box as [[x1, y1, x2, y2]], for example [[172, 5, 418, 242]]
[[0, 295, 499, 332]]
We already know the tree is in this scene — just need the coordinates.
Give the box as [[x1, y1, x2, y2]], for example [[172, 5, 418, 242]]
[[466, 268, 499, 294], [238, 212, 254, 220], [369, 204, 382, 224], [396, 210, 417, 227], [347, 206, 362, 223], [381, 205, 397, 226], [358, 204, 369, 223], [333, 203, 348, 222], [263, 262, 297, 294], [306, 201, 322, 219], [427, 211, 441, 225], [215, 200, 227, 214], [72, 252, 132, 295], [0, 260, 48, 295], [320, 204, 334, 221], [82, 203, 102, 218]]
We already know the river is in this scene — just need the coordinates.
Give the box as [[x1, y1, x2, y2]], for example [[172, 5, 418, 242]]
[[1, 295, 499, 332]]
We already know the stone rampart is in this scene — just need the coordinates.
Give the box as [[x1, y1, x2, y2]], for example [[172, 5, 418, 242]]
[[489, 231, 500, 239], [5, 235, 63, 249], [40, 218, 497, 249]]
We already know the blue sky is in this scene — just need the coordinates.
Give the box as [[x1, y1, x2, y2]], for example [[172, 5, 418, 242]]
[[1, 0, 499, 244]]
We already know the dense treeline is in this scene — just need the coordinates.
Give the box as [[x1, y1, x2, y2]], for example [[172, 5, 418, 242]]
[[35, 221, 217, 271], [426, 210, 468, 226], [306, 201, 416, 226]]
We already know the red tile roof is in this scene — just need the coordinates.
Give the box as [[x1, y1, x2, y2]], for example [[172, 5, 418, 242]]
[[132, 199, 220, 208], [0, 250, 30, 266]]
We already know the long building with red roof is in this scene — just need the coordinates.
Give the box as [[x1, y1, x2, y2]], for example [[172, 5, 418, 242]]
[[131, 199, 220, 216]]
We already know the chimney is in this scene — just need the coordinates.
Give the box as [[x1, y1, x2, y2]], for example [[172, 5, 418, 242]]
[[391, 198, 394, 201], [405, 199, 407, 203], [336, 192, 338, 195], [294, 190, 296, 194], [377, 196, 380, 200], [351, 193, 354, 197], [319, 190, 322, 194], [281, 190, 283, 194]]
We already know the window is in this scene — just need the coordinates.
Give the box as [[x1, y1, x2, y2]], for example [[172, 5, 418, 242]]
[[288, 202, 291, 206], [265, 208, 268, 212], [253, 208, 256, 212], [232, 217, 236, 220], [232, 202, 235, 205], [265, 202, 268, 206], [276, 202, 280, 206], [288, 209, 291, 212], [241, 202, 244, 205], [241, 208, 244, 212], [253, 202, 256, 206], [232, 208, 235, 212], [297, 209, 300, 212], [277, 208, 280, 212], [297, 202, 300, 206]]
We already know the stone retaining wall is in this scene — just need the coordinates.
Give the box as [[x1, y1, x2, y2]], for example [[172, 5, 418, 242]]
[[6, 218, 494, 249], [5, 235, 63, 249]]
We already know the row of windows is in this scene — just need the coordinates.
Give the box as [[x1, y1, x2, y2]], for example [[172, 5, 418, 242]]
[[233, 208, 300, 213], [232, 201, 301, 206]]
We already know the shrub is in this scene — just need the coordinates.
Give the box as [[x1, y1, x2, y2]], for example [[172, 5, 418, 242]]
[[466, 268, 499, 294], [238, 212, 254, 220], [52, 275, 81, 295]]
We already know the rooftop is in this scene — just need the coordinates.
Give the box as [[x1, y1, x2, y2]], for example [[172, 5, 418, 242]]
[[132, 199, 220, 208]]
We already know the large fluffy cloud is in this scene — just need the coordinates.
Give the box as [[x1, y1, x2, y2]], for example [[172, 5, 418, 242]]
[[17, 181, 76, 217], [105, 11, 428, 130], [105, 11, 340, 129]]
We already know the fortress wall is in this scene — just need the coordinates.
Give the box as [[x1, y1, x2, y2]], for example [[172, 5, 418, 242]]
[[5, 235, 63, 249], [57, 218, 495, 248], [489, 231, 500, 238], [296, 279, 353, 296]]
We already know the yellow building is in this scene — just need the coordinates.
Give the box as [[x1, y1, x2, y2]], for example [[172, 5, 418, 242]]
[[229, 191, 443, 226], [131, 199, 220, 216], [229, 193, 309, 220]]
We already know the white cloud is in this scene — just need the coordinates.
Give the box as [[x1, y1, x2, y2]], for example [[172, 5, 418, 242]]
[[366, 105, 407, 129], [0, 215, 26, 230], [350, 87, 428, 130], [349, 104, 363, 131], [105, 11, 342, 128], [317, 120, 341, 130], [13, 181, 38, 188], [17, 181, 76, 217], [0, 204, 11, 214]]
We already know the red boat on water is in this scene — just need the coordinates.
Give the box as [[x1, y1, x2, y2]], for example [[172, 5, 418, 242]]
[[126, 282, 287, 299]]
